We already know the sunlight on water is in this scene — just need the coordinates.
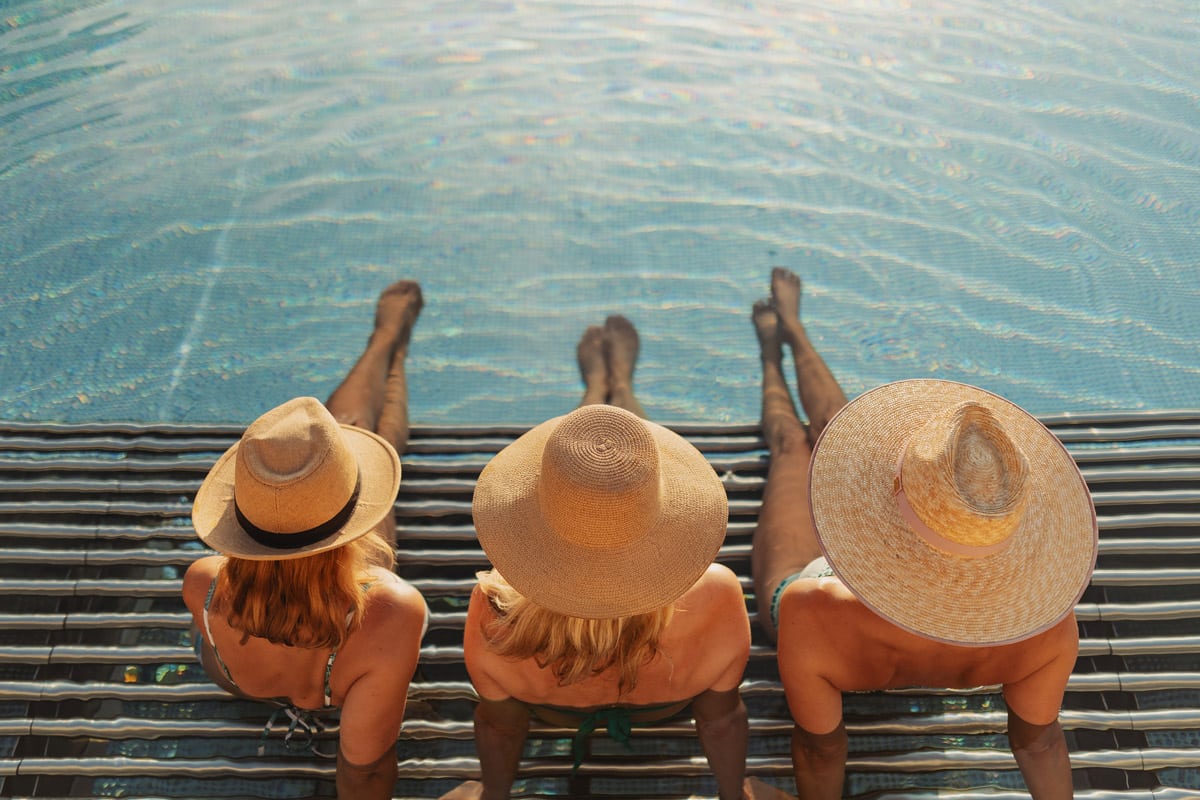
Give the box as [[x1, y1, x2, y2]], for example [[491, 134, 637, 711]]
[[1, 0, 1197, 425]]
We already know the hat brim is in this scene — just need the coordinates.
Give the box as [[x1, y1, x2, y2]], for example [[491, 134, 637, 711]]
[[192, 424, 401, 560], [810, 379, 1097, 646], [473, 415, 728, 619]]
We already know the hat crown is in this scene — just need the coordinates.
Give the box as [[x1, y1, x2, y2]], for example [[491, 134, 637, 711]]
[[233, 397, 359, 536], [538, 405, 660, 549], [898, 401, 1029, 553]]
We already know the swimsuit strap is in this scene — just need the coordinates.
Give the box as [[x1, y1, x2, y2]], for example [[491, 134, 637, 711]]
[[321, 581, 371, 708], [258, 704, 337, 759], [202, 577, 237, 685], [205, 576, 337, 707], [572, 706, 633, 771], [562, 700, 686, 773], [323, 649, 337, 708]]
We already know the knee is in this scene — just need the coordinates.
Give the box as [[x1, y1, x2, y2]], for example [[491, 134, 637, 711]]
[[771, 422, 812, 459]]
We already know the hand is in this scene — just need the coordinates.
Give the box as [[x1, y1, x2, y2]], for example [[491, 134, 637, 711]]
[[437, 780, 484, 800], [743, 776, 797, 800]]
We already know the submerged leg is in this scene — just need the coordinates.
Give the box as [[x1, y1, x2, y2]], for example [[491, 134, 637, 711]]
[[603, 315, 648, 420]]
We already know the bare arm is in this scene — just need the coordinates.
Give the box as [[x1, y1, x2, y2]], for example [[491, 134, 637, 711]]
[[1002, 616, 1078, 800], [1007, 709, 1073, 800], [473, 696, 531, 800], [776, 584, 849, 800], [692, 687, 749, 800], [336, 579, 426, 799], [337, 742, 397, 800], [791, 721, 847, 800]]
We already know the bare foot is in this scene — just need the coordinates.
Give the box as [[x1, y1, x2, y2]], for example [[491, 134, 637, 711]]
[[601, 314, 648, 418], [743, 776, 797, 800], [373, 280, 424, 351], [770, 267, 801, 321], [752, 298, 783, 363], [577, 325, 608, 405], [326, 279, 422, 451], [602, 314, 639, 383], [326, 280, 424, 434]]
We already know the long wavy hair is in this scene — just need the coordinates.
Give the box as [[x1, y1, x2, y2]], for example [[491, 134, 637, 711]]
[[476, 568, 674, 693], [219, 531, 395, 650]]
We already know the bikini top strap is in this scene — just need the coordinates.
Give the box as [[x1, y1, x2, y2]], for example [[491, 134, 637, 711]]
[[202, 576, 236, 685], [323, 649, 337, 708], [323, 581, 371, 708], [202, 577, 218, 642]]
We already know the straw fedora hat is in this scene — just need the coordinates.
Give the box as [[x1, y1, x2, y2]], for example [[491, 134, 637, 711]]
[[472, 404, 728, 619], [809, 379, 1097, 646], [193, 396, 401, 560]]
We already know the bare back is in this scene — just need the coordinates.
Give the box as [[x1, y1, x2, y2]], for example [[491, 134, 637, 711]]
[[182, 554, 427, 763], [465, 563, 750, 710], [776, 577, 1079, 735]]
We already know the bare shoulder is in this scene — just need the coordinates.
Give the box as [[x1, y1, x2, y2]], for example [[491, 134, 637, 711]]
[[681, 563, 745, 607], [181, 555, 224, 612], [463, 584, 495, 649], [677, 564, 750, 644], [462, 584, 511, 700], [1001, 614, 1080, 724], [1015, 613, 1079, 669], [361, 568, 427, 637], [779, 572, 858, 623], [776, 578, 866, 665]]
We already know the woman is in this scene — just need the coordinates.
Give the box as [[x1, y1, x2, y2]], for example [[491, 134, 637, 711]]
[[452, 316, 752, 800], [183, 281, 428, 800]]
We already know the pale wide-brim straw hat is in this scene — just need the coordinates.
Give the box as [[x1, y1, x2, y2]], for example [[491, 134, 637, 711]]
[[472, 404, 728, 619], [810, 379, 1098, 646], [192, 396, 401, 560]]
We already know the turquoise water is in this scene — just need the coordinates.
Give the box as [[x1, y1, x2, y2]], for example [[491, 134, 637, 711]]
[[2, 0, 1197, 425]]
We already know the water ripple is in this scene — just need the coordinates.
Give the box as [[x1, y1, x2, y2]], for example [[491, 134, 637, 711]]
[[1, 0, 1198, 423]]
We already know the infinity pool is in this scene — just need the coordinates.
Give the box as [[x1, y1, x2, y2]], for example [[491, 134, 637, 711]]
[[2, 0, 1197, 425]]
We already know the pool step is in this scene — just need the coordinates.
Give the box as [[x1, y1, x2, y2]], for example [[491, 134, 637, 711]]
[[1, 412, 1198, 799]]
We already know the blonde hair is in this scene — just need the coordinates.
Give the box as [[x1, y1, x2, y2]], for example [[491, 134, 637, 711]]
[[219, 532, 395, 650], [476, 569, 674, 693]]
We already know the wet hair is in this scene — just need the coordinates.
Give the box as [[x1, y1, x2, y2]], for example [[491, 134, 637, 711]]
[[219, 531, 395, 650], [475, 568, 674, 693]]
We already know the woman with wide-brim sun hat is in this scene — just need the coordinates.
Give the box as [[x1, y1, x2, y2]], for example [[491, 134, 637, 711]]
[[445, 315, 752, 800], [749, 267, 1097, 800], [183, 281, 428, 800]]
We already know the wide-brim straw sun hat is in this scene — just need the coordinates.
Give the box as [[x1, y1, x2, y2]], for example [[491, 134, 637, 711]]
[[809, 379, 1098, 646], [472, 404, 728, 619], [193, 396, 401, 560]]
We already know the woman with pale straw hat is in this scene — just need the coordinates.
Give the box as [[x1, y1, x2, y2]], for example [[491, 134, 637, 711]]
[[748, 268, 1097, 800], [442, 315, 753, 800], [183, 281, 428, 799]]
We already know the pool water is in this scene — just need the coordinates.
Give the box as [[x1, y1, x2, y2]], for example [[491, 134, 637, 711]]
[[2, 0, 1197, 426]]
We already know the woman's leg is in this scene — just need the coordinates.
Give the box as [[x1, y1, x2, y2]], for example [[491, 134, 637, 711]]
[[576, 324, 609, 407], [324, 280, 423, 455], [324, 280, 423, 545], [770, 268, 846, 447], [751, 269, 849, 643], [750, 297, 823, 644]]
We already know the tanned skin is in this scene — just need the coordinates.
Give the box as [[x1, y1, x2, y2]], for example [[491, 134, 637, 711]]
[[184, 281, 429, 800], [442, 315, 753, 800], [750, 268, 1077, 800]]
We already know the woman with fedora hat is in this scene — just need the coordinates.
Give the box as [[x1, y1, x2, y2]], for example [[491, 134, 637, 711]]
[[183, 281, 428, 799], [749, 268, 1097, 800], [444, 315, 752, 800]]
